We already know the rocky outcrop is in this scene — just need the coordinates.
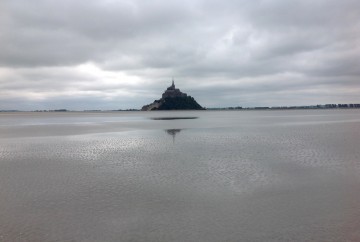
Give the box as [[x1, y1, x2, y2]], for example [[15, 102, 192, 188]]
[[141, 100, 161, 111]]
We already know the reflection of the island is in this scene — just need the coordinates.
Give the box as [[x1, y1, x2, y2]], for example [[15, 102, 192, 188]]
[[165, 129, 182, 143]]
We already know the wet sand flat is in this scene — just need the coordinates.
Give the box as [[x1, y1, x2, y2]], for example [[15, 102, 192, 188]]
[[0, 110, 360, 241]]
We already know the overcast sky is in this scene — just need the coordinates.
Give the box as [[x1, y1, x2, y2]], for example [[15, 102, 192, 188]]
[[1, 0, 359, 110]]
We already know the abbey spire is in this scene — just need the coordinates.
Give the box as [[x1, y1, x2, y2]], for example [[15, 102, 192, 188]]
[[164, 78, 186, 98]]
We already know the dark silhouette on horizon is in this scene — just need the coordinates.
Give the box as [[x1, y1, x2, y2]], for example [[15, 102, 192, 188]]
[[141, 79, 204, 111]]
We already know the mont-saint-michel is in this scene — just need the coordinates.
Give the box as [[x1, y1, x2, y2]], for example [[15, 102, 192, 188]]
[[141, 80, 204, 111]]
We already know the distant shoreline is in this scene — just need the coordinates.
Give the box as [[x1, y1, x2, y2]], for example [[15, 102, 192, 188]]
[[1, 105, 360, 113]]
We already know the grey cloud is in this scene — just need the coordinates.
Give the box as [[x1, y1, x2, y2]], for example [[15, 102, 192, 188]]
[[1, 0, 197, 67], [1, 0, 359, 109]]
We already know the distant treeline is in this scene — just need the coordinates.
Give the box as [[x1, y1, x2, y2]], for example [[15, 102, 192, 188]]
[[260, 103, 360, 110], [208, 103, 360, 110], [207, 106, 243, 110], [32, 109, 141, 112], [114, 109, 140, 111], [31, 109, 69, 112]]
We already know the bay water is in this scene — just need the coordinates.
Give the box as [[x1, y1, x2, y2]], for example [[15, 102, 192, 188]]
[[1, 110, 360, 241]]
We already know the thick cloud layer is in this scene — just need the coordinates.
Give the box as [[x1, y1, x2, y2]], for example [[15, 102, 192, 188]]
[[1, 0, 359, 110]]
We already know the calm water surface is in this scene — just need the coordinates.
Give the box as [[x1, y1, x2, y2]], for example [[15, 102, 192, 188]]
[[1, 110, 360, 241]]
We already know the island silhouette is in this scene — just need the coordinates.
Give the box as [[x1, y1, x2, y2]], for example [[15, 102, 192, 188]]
[[141, 79, 204, 111]]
